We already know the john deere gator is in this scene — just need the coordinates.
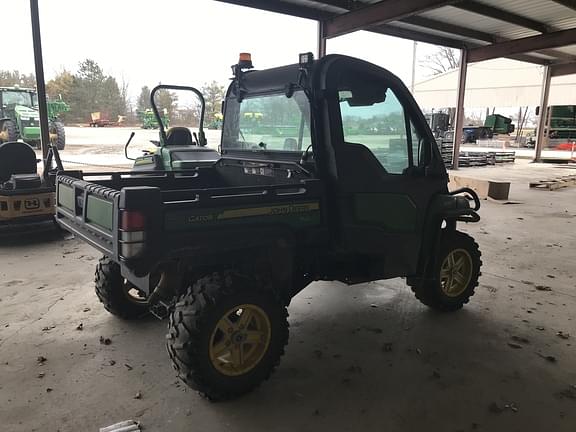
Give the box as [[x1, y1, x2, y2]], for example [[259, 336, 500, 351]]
[[55, 53, 482, 401]]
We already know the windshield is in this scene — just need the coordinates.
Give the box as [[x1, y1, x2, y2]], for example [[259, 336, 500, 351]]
[[222, 90, 311, 152], [2, 90, 35, 107]]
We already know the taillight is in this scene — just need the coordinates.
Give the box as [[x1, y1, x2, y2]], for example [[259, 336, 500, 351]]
[[121, 210, 146, 231], [120, 210, 146, 258]]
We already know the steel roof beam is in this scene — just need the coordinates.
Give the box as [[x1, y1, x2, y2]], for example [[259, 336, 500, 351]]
[[551, 61, 576, 76], [401, 15, 496, 43], [373, 25, 549, 64], [468, 28, 576, 62], [323, 0, 461, 38], [371, 23, 469, 48], [212, 0, 330, 20], [551, 0, 576, 11], [402, 16, 576, 61], [454, 2, 552, 34], [305, 0, 351, 11]]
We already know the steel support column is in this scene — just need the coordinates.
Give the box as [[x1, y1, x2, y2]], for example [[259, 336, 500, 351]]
[[410, 41, 417, 93], [30, 0, 50, 160], [452, 49, 468, 170], [534, 65, 552, 163], [317, 21, 327, 58]]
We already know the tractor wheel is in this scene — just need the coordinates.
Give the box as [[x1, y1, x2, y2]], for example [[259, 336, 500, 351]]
[[166, 271, 289, 401], [0, 120, 18, 144], [95, 256, 149, 319], [410, 230, 481, 312], [49, 121, 66, 150]]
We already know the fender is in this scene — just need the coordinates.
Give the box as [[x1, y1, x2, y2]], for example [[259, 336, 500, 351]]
[[411, 188, 480, 282]]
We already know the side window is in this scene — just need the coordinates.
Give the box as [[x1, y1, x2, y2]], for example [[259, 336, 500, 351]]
[[339, 87, 413, 174]]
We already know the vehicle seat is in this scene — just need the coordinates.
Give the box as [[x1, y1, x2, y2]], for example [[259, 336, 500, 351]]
[[165, 127, 194, 147], [337, 142, 387, 191], [0, 141, 38, 183], [284, 138, 298, 151]]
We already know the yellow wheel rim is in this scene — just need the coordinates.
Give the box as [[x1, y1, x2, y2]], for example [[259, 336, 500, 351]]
[[209, 304, 271, 376], [440, 248, 473, 297], [0, 130, 8, 141]]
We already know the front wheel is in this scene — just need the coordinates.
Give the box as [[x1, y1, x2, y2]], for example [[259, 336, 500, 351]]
[[410, 230, 481, 312], [166, 271, 289, 401], [0, 120, 18, 144]]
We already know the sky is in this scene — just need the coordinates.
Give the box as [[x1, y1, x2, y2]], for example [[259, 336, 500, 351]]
[[3, 0, 441, 103]]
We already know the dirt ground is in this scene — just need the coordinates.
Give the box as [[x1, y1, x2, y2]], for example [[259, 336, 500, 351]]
[[1, 150, 576, 431]]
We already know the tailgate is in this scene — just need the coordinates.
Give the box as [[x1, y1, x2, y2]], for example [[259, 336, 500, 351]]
[[55, 174, 120, 258]]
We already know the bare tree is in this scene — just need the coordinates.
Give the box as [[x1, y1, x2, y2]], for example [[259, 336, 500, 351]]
[[420, 47, 459, 75], [119, 74, 132, 118]]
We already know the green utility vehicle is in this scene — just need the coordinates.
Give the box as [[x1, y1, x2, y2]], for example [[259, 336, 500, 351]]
[[127, 84, 219, 171], [0, 86, 67, 150], [55, 54, 482, 401]]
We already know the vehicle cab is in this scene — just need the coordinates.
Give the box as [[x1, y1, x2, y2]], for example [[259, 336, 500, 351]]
[[221, 53, 453, 278]]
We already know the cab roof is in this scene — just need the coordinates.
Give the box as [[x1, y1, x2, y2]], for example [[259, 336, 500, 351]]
[[0, 87, 36, 92], [237, 64, 302, 95], [228, 54, 405, 97]]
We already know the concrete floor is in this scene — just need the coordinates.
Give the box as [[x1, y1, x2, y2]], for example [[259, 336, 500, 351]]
[[1, 162, 575, 431]]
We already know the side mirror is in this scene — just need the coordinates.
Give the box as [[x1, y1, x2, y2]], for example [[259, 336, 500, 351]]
[[124, 132, 136, 160]]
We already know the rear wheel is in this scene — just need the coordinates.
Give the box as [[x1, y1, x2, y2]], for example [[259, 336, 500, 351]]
[[49, 121, 65, 150], [95, 256, 149, 319], [410, 230, 481, 312], [166, 271, 289, 401], [0, 120, 18, 144]]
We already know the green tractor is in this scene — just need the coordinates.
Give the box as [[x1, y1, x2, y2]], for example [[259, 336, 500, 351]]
[[0, 86, 68, 150], [139, 108, 169, 129]]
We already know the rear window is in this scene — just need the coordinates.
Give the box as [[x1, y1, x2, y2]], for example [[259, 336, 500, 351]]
[[222, 91, 311, 152]]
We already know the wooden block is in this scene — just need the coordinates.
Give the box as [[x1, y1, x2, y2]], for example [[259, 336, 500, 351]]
[[449, 175, 511, 200]]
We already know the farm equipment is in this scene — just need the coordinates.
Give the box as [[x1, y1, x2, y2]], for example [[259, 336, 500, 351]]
[[89, 112, 125, 127], [0, 86, 67, 150], [0, 139, 62, 230], [462, 115, 515, 143], [426, 112, 450, 137], [55, 53, 482, 401], [484, 114, 515, 135], [126, 84, 219, 171], [207, 112, 223, 130], [139, 108, 169, 129], [527, 105, 576, 149]]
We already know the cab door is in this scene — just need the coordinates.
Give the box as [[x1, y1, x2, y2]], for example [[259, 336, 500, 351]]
[[328, 65, 446, 278]]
